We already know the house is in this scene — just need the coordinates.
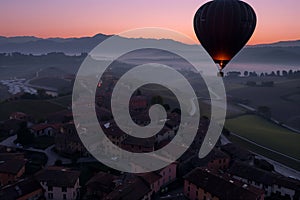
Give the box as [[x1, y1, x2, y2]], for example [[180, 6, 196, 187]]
[[85, 171, 118, 199], [139, 162, 178, 193], [178, 148, 230, 176], [47, 110, 73, 123], [221, 143, 254, 162], [30, 123, 61, 137], [228, 162, 300, 200], [103, 176, 152, 200], [184, 168, 265, 200], [55, 122, 87, 156], [121, 136, 155, 153], [0, 119, 24, 135], [0, 178, 43, 200], [95, 106, 112, 121], [9, 112, 31, 121], [0, 159, 26, 187], [0, 152, 25, 161], [101, 122, 127, 157], [129, 95, 148, 111], [131, 113, 151, 126], [155, 127, 175, 144], [35, 166, 80, 200]]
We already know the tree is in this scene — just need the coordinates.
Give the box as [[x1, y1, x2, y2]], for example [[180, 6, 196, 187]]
[[55, 159, 62, 166], [136, 89, 142, 96], [257, 106, 271, 118], [171, 108, 181, 115], [270, 71, 276, 76], [37, 89, 47, 99], [163, 104, 170, 111], [151, 95, 163, 105], [16, 122, 34, 145], [249, 71, 258, 77], [276, 70, 281, 76], [282, 70, 288, 76]]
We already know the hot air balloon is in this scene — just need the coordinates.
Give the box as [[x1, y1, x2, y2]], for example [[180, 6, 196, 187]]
[[194, 0, 257, 77]]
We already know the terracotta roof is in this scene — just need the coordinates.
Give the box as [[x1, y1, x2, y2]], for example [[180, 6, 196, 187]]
[[86, 171, 117, 193], [184, 168, 263, 200], [179, 148, 230, 175], [102, 123, 125, 137], [221, 143, 253, 161], [35, 167, 80, 188], [228, 162, 300, 191], [104, 176, 151, 200], [0, 119, 23, 131], [0, 159, 26, 175], [30, 123, 62, 131], [0, 178, 42, 200], [10, 112, 28, 119], [0, 153, 25, 161], [138, 172, 162, 185], [122, 137, 155, 148]]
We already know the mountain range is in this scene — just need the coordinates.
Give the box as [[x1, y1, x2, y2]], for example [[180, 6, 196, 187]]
[[0, 34, 300, 65]]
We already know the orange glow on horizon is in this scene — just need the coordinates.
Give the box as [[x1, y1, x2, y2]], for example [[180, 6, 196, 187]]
[[0, 0, 299, 46]]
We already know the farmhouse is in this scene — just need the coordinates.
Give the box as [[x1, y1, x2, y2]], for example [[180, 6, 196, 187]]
[[184, 168, 264, 200], [35, 166, 80, 200], [228, 162, 300, 199], [0, 178, 43, 200], [0, 159, 26, 187]]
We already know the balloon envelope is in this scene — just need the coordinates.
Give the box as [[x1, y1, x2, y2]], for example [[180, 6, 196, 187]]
[[194, 0, 256, 71]]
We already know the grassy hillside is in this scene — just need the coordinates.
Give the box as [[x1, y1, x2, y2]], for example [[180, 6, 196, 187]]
[[225, 115, 300, 160], [0, 99, 66, 121]]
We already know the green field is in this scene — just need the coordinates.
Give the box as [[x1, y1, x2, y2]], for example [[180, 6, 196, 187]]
[[49, 95, 72, 107], [225, 115, 300, 160], [0, 99, 66, 121], [227, 134, 300, 171]]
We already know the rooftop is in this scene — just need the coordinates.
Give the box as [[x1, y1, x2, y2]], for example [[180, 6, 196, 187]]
[[104, 176, 151, 200], [35, 166, 80, 188], [184, 168, 263, 200], [228, 162, 300, 191], [0, 159, 26, 175], [0, 178, 42, 200]]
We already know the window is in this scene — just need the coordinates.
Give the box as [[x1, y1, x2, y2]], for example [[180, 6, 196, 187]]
[[48, 193, 53, 199], [63, 194, 67, 200], [62, 187, 67, 192], [48, 186, 53, 191]]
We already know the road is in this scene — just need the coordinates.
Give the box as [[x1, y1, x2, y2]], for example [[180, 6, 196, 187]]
[[230, 131, 300, 163], [0, 135, 71, 166], [221, 134, 300, 180]]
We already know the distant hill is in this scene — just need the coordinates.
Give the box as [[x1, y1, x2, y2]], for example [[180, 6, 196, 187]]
[[0, 34, 300, 65], [252, 40, 300, 47], [234, 46, 300, 65], [0, 34, 110, 54]]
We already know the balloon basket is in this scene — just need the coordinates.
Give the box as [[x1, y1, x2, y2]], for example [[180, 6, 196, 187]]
[[217, 71, 224, 77]]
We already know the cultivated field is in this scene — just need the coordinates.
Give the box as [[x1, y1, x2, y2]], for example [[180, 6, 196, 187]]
[[225, 114, 300, 160], [225, 77, 300, 130]]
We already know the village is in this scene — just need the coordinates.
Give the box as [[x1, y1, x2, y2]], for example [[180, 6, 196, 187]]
[[0, 73, 299, 200]]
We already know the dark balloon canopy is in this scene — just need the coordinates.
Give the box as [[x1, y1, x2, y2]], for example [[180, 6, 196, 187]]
[[194, 0, 256, 75]]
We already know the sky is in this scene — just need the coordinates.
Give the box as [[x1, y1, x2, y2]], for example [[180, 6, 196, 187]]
[[0, 0, 299, 45]]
